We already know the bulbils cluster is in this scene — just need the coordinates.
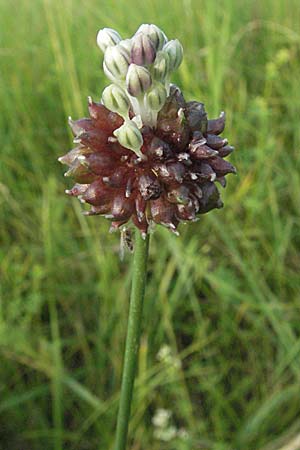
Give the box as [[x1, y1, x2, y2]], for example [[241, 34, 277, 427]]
[[96, 25, 184, 157], [59, 81, 236, 236]]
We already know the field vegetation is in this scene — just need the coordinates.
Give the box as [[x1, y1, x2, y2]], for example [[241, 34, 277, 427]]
[[1, 0, 300, 449]]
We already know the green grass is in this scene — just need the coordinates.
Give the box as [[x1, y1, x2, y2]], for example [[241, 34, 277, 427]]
[[1, 0, 300, 449]]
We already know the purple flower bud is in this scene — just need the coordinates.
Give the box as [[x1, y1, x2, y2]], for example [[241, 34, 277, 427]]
[[131, 32, 156, 66]]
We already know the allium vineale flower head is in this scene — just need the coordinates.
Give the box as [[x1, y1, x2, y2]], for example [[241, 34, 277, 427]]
[[59, 24, 236, 237]]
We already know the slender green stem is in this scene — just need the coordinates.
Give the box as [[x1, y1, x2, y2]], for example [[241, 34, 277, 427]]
[[114, 230, 150, 450]]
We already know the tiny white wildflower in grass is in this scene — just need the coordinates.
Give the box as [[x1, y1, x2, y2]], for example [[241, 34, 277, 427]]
[[154, 426, 178, 442], [152, 408, 172, 428], [157, 344, 182, 369]]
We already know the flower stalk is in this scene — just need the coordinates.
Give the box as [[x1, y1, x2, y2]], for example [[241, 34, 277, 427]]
[[114, 230, 150, 450]]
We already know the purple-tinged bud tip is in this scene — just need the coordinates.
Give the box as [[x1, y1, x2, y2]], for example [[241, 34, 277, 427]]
[[131, 32, 156, 66]]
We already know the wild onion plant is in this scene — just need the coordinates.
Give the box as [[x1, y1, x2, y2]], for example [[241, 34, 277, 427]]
[[59, 23, 235, 450]]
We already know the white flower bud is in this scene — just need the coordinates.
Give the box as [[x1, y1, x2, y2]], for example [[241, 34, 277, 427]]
[[113, 121, 143, 156], [104, 45, 130, 81], [163, 39, 183, 71], [118, 39, 132, 56], [126, 64, 152, 97], [136, 24, 167, 51], [152, 51, 170, 81], [152, 408, 172, 428], [145, 83, 167, 111], [96, 28, 121, 53], [101, 84, 130, 115]]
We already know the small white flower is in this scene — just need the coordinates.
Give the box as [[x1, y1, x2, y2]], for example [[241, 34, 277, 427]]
[[157, 344, 172, 361], [157, 344, 182, 369], [152, 408, 172, 428], [154, 426, 177, 442]]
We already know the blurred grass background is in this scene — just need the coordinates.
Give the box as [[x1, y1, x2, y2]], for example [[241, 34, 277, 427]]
[[1, 0, 300, 449]]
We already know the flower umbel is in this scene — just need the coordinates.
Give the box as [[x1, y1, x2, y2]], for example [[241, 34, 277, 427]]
[[59, 24, 236, 236]]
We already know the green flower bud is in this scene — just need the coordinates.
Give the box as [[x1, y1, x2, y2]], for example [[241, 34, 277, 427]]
[[163, 39, 183, 71], [131, 33, 156, 66], [113, 121, 143, 157], [96, 28, 121, 53], [136, 24, 167, 51], [126, 64, 152, 97], [101, 84, 130, 115], [104, 44, 130, 81], [145, 83, 167, 111], [152, 51, 170, 81]]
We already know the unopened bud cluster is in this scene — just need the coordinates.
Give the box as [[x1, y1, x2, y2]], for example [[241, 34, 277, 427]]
[[59, 24, 236, 236], [97, 25, 183, 155]]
